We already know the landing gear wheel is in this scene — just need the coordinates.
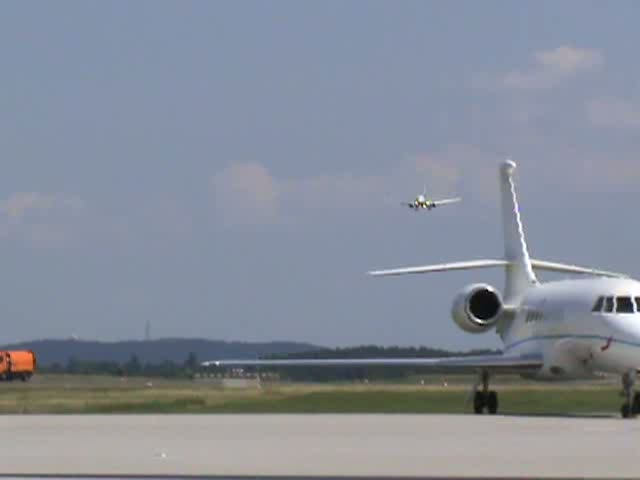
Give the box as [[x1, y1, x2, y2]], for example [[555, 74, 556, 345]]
[[633, 393, 640, 415], [487, 391, 498, 414], [621, 371, 637, 419], [473, 392, 485, 414]]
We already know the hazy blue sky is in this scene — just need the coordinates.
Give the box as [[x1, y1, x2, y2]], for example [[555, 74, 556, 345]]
[[2, 1, 640, 350]]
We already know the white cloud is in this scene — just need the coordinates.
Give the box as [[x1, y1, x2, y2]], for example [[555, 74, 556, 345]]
[[501, 46, 603, 90], [587, 98, 640, 130], [211, 163, 279, 225], [536, 46, 603, 74], [559, 158, 640, 192], [513, 142, 640, 194], [0, 192, 86, 247], [280, 173, 386, 212], [0, 192, 85, 220], [211, 146, 640, 229], [412, 154, 460, 191], [211, 157, 463, 225]]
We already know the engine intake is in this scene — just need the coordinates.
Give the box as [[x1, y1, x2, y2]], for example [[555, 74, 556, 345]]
[[451, 283, 503, 333]]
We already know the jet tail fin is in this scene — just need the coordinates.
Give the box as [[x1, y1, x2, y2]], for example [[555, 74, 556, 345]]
[[500, 160, 537, 301]]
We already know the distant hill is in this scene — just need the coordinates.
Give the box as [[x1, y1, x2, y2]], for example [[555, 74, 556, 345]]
[[0, 338, 325, 366]]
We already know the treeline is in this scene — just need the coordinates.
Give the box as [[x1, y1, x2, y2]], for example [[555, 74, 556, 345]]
[[40, 352, 202, 379], [38, 345, 500, 381], [3, 338, 322, 366]]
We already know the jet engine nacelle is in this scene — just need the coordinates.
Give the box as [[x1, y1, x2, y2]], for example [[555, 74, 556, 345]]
[[451, 283, 503, 333]]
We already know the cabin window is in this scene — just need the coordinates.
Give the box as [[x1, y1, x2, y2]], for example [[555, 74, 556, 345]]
[[604, 296, 615, 313], [592, 296, 604, 312], [616, 296, 634, 314]]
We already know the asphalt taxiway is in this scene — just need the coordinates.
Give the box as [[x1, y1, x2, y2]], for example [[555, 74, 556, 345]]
[[0, 414, 638, 478]]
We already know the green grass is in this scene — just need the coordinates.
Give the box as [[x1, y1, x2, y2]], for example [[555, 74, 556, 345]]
[[0, 374, 627, 415]]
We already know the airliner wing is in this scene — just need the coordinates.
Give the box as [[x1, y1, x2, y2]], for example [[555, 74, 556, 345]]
[[432, 197, 461, 207], [401, 202, 417, 209], [202, 352, 542, 372]]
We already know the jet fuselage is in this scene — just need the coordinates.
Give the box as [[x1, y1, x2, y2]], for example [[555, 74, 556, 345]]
[[505, 277, 640, 379]]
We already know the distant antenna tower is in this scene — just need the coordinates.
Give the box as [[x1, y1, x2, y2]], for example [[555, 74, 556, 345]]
[[145, 320, 151, 341]]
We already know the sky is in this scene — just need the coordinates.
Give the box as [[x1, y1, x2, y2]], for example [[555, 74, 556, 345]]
[[2, 1, 640, 350]]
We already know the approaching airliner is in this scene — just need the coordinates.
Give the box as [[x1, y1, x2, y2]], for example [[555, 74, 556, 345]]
[[402, 186, 461, 211], [204, 160, 640, 418]]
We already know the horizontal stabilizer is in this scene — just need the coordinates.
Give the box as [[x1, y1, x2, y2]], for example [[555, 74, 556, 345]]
[[369, 258, 628, 279], [202, 353, 543, 372], [368, 259, 508, 277], [529, 259, 628, 278]]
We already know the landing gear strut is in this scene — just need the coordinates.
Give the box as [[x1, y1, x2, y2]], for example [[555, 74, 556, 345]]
[[473, 370, 498, 415], [620, 371, 640, 419]]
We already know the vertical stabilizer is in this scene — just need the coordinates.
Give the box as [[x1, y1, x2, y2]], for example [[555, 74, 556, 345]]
[[500, 160, 537, 301]]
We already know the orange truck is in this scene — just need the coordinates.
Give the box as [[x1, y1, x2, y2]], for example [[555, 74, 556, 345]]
[[0, 350, 37, 381]]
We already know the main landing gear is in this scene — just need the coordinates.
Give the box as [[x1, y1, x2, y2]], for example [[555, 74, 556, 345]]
[[473, 370, 498, 415], [620, 370, 640, 419]]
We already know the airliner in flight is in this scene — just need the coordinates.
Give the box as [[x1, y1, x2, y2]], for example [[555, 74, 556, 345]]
[[205, 160, 640, 418], [402, 186, 461, 211]]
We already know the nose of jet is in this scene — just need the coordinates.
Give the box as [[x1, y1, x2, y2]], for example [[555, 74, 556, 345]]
[[603, 313, 640, 343]]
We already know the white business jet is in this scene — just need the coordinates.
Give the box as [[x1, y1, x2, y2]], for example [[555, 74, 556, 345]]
[[204, 160, 640, 418]]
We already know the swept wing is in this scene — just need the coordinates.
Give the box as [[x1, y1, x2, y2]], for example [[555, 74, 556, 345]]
[[202, 352, 543, 373]]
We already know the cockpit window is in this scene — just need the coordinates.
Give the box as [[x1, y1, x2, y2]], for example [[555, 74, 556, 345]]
[[635, 297, 640, 313], [616, 296, 634, 313], [604, 296, 615, 313], [592, 296, 604, 312]]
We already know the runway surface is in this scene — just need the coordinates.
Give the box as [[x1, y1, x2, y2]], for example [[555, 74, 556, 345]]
[[0, 414, 638, 478]]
